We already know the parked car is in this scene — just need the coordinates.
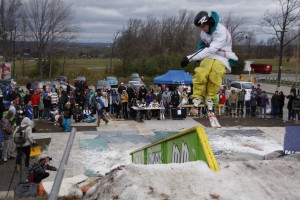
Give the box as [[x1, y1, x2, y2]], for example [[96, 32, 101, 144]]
[[30, 81, 56, 92], [230, 81, 254, 98], [56, 75, 67, 82], [30, 81, 75, 92], [96, 80, 111, 91], [105, 76, 118, 88], [58, 81, 76, 92], [74, 76, 87, 87]]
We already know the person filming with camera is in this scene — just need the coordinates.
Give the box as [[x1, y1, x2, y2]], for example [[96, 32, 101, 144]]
[[27, 154, 57, 183]]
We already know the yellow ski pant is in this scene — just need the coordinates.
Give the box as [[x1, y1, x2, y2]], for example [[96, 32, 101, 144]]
[[192, 58, 226, 99]]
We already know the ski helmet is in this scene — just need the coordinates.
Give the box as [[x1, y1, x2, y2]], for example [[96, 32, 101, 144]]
[[194, 11, 209, 27]]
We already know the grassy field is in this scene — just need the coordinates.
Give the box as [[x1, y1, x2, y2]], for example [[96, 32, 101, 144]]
[[2, 57, 299, 85], [2, 57, 122, 84]]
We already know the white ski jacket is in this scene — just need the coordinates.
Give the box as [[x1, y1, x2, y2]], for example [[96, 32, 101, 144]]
[[187, 23, 238, 72]]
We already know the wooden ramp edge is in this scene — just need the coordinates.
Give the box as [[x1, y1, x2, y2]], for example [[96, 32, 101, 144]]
[[130, 126, 219, 171]]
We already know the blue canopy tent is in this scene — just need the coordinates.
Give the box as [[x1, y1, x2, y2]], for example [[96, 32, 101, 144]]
[[153, 70, 192, 85]]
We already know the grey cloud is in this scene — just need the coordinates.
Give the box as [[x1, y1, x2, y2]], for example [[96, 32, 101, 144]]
[[64, 0, 279, 42]]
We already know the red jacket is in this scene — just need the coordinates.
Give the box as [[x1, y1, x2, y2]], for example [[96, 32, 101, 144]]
[[31, 94, 40, 106], [219, 93, 226, 105]]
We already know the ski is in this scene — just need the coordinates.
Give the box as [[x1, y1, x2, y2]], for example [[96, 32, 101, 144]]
[[207, 111, 221, 128]]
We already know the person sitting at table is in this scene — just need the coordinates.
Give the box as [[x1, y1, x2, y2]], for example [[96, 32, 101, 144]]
[[149, 99, 160, 119], [139, 98, 147, 120]]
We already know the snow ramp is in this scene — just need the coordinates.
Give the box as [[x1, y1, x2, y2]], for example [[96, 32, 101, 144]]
[[130, 126, 219, 171]]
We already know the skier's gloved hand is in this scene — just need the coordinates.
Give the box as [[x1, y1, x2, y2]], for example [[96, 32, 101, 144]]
[[181, 57, 189, 68]]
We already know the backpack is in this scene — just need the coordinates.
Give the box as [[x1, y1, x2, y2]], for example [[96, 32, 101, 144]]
[[14, 182, 38, 198], [14, 126, 27, 146]]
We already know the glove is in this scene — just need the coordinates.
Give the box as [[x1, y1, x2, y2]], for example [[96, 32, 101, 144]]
[[181, 57, 190, 68]]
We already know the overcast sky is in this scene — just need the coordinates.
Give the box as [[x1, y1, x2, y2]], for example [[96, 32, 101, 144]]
[[64, 0, 279, 43]]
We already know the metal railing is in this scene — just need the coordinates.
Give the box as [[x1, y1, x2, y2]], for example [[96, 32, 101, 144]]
[[48, 127, 77, 200]]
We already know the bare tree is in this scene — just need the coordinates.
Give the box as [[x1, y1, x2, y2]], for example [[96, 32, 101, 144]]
[[261, 0, 300, 87], [22, 0, 78, 78], [221, 12, 249, 44], [0, 0, 22, 75]]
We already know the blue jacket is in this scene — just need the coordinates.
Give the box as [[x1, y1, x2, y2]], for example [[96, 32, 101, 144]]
[[24, 105, 33, 120], [95, 98, 105, 116]]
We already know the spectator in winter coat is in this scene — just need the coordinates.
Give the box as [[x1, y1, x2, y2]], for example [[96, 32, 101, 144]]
[[161, 88, 171, 104], [256, 84, 262, 95], [23, 90, 32, 105], [38, 92, 44, 120], [287, 91, 296, 120], [117, 83, 126, 96], [85, 89, 94, 107], [171, 90, 180, 108], [58, 89, 68, 114], [26, 81, 32, 91], [15, 117, 34, 168], [121, 90, 129, 119], [153, 89, 162, 103], [24, 101, 33, 120], [219, 89, 226, 114], [292, 94, 300, 120], [110, 90, 119, 114], [1, 111, 15, 163], [62, 102, 73, 132], [278, 91, 285, 118], [43, 96, 51, 120], [271, 91, 280, 117], [49, 89, 58, 108], [30, 90, 40, 120], [290, 85, 296, 97], [82, 105, 95, 122], [114, 100, 122, 119], [73, 104, 82, 122], [249, 91, 257, 116], [260, 91, 269, 118], [138, 85, 147, 101], [237, 89, 246, 114], [145, 90, 153, 106], [229, 90, 238, 115], [126, 84, 136, 103]]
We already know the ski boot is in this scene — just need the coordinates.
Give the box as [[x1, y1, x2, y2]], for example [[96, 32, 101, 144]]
[[205, 98, 214, 111], [192, 98, 201, 108]]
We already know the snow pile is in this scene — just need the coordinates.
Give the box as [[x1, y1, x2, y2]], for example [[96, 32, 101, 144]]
[[86, 160, 300, 200]]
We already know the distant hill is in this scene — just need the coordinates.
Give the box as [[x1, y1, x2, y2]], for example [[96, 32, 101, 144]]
[[76, 42, 111, 48]]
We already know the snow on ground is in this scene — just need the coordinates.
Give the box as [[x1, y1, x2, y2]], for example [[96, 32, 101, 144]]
[[46, 119, 299, 199], [207, 127, 283, 155], [86, 160, 300, 200]]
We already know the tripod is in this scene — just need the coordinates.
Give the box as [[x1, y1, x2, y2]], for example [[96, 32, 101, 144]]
[[6, 131, 30, 198]]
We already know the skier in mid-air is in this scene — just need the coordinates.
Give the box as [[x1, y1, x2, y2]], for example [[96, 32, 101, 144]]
[[181, 10, 238, 112]]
